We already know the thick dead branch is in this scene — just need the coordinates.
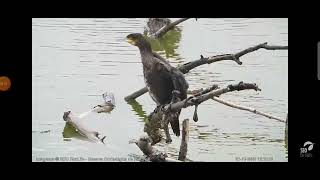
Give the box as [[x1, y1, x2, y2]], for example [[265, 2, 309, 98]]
[[178, 119, 189, 161], [124, 87, 148, 101], [164, 82, 260, 113], [211, 97, 285, 122], [151, 18, 189, 38], [124, 42, 287, 101]]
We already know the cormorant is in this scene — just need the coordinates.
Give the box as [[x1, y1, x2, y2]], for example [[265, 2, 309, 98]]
[[126, 33, 189, 137]]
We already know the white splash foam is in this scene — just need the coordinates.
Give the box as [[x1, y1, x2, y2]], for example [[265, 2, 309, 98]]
[[78, 110, 93, 119]]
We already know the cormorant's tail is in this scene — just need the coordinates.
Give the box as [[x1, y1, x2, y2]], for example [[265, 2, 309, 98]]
[[169, 110, 181, 136]]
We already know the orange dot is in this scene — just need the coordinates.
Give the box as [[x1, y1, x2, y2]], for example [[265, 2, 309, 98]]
[[0, 76, 11, 91]]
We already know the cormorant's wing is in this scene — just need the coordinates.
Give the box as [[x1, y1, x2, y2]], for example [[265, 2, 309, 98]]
[[151, 55, 189, 137], [152, 53, 189, 100]]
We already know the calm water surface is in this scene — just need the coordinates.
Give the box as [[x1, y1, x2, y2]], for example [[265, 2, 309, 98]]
[[32, 18, 288, 162]]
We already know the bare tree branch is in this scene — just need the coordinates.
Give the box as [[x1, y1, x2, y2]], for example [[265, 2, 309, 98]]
[[178, 119, 189, 161], [151, 18, 189, 38], [179, 42, 288, 73], [124, 42, 287, 101], [163, 82, 260, 112]]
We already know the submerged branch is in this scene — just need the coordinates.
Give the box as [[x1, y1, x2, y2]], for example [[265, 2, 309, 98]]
[[124, 42, 287, 101]]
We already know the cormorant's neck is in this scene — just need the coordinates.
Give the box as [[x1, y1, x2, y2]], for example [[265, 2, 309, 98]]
[[138, 40, 152, 56], [138, 40, 154, 68]]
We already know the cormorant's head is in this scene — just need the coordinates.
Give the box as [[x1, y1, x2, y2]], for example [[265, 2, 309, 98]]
[[126, 33, 146, 47]]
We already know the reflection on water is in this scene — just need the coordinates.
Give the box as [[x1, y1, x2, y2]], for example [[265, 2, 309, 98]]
[[144, 27, 182, 59], [62, 122, 90, 141], [32, 18, 288, 162], [127, 99, 162, 145], [126, 99, 148, 122]]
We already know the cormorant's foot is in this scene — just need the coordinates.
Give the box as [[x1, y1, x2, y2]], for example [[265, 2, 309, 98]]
[[163, 103, 172, 113], [166, 90, 181, 112], [160, 105, 166, 111], [183, 96, 194, 108], [153, 105, 162, 113]]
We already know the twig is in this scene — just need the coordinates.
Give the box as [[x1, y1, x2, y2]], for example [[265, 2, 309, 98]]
[[151, 18, 189, 38], [211, 97, 285, 122], [124, 42, 287, 101]]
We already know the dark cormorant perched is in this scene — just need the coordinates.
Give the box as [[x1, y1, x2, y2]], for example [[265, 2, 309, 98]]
[[126, 33, 189, 137]]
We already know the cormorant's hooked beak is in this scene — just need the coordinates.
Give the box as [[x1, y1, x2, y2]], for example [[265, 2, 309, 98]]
[[126, 38, 136, 46]]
